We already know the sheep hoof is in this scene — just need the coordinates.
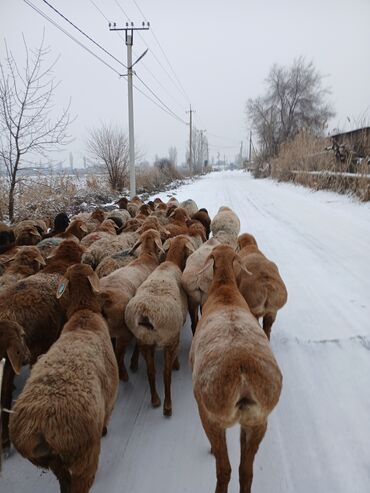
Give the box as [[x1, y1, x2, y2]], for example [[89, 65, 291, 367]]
[[130, 362, 138, 372], [2, 442, 12, 459], [102, 426, 108, 437], [172, 358, 180, 371], [163, 406, 172, 417], [151, 395, 161, 408]]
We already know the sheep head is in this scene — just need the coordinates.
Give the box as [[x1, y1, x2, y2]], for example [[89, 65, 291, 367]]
[[0, 321, 30, 375]]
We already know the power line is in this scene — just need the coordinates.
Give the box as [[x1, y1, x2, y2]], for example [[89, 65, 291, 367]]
[[130, 0, 191, 103], [89, 0, 185, 112], [114, 0, 190, 106], [134, 73, 187, 125], [23, 0, 122, 76], [40, 0, 127, 69], [23, 0, 187, 128]]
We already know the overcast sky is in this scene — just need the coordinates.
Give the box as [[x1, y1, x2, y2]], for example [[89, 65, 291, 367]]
[[1, 0, 369, 167]]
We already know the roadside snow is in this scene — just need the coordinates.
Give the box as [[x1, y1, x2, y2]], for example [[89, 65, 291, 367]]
[[2, 170, 370, 492]]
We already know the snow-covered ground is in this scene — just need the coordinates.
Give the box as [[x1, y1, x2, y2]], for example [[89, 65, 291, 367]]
[[2, 170, 370, 492]]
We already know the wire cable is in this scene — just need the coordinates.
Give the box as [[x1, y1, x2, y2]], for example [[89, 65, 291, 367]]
[[89, 0, 185, 112], [134, 73, 187, 125], [23, 0, 187, 126], [40, 0, 127, 69], [130, 0, 191, 103], [114, 0, 190, 106], [23, 0, 123, 76]]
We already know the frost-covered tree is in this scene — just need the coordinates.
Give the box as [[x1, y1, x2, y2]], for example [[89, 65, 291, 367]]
[[246, 57, 334, 158]]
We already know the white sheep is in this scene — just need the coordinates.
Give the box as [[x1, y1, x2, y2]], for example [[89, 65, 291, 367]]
[[181, 237, 221, 333], [125, 235, 194, 416]]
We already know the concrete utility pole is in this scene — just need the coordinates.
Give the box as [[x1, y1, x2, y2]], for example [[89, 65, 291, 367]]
[[109, 21, 150, 198], [186, 105, 195, 176]]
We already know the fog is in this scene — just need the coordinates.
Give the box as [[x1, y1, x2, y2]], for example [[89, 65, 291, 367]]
[[1, 0, 369, 167]]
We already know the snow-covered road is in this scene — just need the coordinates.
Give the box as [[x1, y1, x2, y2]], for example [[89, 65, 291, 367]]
[[3, 170, 370, 492]]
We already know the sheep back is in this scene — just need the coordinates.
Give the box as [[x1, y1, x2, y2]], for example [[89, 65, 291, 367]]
[[125, 263, 187, 347]]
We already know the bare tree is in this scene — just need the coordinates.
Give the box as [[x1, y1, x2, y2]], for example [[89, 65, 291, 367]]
[[186, 127, 209, 174], [0, 34, 71, 222], [87, 123, 129, 191], [168, 146, 177, 166], [246, 57, 335, 159]]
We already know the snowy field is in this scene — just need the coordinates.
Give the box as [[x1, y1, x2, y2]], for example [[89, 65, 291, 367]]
[[2, 170, 370, 492]]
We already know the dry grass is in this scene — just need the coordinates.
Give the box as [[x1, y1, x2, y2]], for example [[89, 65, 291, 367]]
[[136, 164, 183, 194], [0, 164, 186, 223], [267, 131, 370, 201]]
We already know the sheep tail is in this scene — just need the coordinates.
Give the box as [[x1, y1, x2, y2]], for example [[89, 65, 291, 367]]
[[236, 374, 257, 410], [138, 315, 154, 331], [32, 432, 53, 457], [33, 433, 71, 493]]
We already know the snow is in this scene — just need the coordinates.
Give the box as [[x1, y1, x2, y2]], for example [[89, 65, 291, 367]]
[[2, 170, 370, 492]]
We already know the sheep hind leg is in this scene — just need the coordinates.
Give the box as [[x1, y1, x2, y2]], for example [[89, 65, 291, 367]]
[[188, 299, 199, 335], [1, 360, 15, 451], [239, 423, 267, 493], [262, 313, 276, 341], [115, 337, 129, 382], [141, 345, 160, 408], [163, 342, 178, 417], [129, 342, 140, 372], [197, 401, 231, 493], [49, 457, 71, 493], [70, 443, 100, 493], [172, 356, 180, 371]]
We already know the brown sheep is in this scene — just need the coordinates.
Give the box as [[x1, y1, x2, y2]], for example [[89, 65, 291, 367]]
[[192, 208, 211, 239], [13, 220, 43, 246], [237, 233, 288, 340], [56, 219, 89, 242], [190, 245, 282, 493], [9, 264, 119, 493], [0, 223, 16, 255], [0, 246, 46, 290], [100, 229, 163, 381], [0, 240, 84, 449], [166, 207, 190, 237]]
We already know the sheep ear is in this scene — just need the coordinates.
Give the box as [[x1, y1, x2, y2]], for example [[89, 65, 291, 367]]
[[36, 254, 46, 267], [129, 240, 141, 254], [88, 273, 100, 293], [56, 278, 69, 299], [185, 240, 196, 254], [80, 223, 89, 233], [233, 257, 252, 276], [196, 257, 214, 277], [154, 238, 164, 253], [2, 256, 16, 264], [30, 230, 40, 237], [162, 239, 171, 252], [6, 345, 24, 375]]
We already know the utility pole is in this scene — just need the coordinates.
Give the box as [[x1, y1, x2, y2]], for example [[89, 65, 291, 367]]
[[249, 130, 252, 162], [109, 21, 150, 198], [186, 105, 195, 176]]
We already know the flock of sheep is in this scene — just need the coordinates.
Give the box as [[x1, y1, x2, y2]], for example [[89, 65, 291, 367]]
[[0, 194, 287, 493]]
